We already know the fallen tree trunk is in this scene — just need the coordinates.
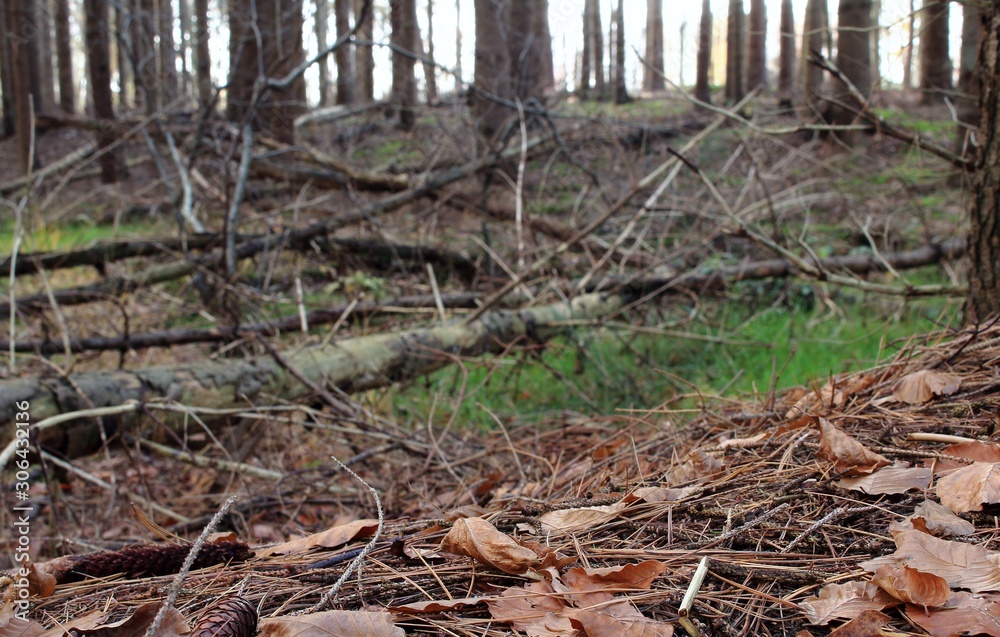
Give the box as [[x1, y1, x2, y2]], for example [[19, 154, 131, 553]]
[[1, 238, 966, 354], [0, 292, 623, 458]]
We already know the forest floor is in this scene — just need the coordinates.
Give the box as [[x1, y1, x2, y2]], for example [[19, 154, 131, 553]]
[[0, 88, 991, 636]]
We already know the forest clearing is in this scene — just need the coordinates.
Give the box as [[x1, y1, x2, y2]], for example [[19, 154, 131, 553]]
[[3, 0, 1000, 635]]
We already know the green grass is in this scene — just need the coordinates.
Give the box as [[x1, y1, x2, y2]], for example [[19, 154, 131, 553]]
[[0, 218, 164, 254], [389, 278, 962, 429]]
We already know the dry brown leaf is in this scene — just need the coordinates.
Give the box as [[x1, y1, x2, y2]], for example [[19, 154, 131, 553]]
[[564, 561, 667, 592], [911, 500, 976, 537], [538, 503, 625, 535], [817, 418, 891, 476], [486, 580, 577, 637], [872, 564, 950, 606], [938, 462, 1000, 513], [257, 519, 378, 557], [667, 450, 724, 485], [892, 370, 963, 404], [517, 539, 577, 569], [37, 602, 188, 637], [837, 462, 932, 495], [828, 610, 894, 637], [620, 486, 700, 505], [0, 601, 45, 637], [440, 517, 541, 575], [259, 610, 402, 637], [800, 581, 899, 626], [860, 530, 1000, 593], [904, 591, 1000, 637], [567, 608, 674, 637], [387, 598, 486, 614]]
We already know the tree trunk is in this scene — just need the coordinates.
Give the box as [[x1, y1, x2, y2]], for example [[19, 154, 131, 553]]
[[0, 3, 17, 136], [227, 0, 307, 143], [800, 0, 828, 110], [694, 0, 712, 103], [9, 0, 37, 173], [54, 0, 74, 112], [454, 0, 461, 82], [579, 4, 592, 94], [316, 0, 331, 106], [956, 0, 981, 158], [159, 0, 177, 106], [612, 0, 629, 104], [134, 0, 158, 114], [777, 0, 794, 107], [333, 0, 354, 104], [725, 0, 744, 103], [194, 0, 211, 105], [643, 0, 664, 92], [390, 0, 418, 131], [968, 1, 1000, 321], [416, 14, 438, 103], [534, 0, 553, 90], [582, 0, 604, 97], [178, 0, 189, 96], [746, 0, 766, 90], [472, 0, 512, 142], [37, 0, 56, 113], [115, 2, 132, 109], [422, 0, 438, 102], [919, 0, 951, 104], [903, 0, 915, 88], [354, 0, 374, 102], [870, 0, 880, 88], [832, 0, 873, 145], [84, 0, 121, 183], [507, 0, 545, 102]]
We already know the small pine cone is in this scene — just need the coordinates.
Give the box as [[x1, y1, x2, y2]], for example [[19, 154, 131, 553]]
[[54, 539, 253, 583], [190, 595, 257, 637]]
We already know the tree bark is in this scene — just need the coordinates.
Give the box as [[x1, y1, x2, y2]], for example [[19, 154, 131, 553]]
[[968, 1, 1000, 321], [919, 0, 951, 104], [832, 0, 873, 145], [415, 14, 437, 103], [115, 2, 132, 109], [54, 0, 74, 112], [159, 0, 178, 105], [332, 0, 354, 104], [800, 0, 829, 111], [9, 0, 37, 173], [747, 0, 766, 91], [390, 0, 418, 130], [316, 0, 331, 106], [194, 0, 211, 105], [177, 0, 190, 96], [534, 0, 553, 90], [695, 0, 712, 103], [84, 0, 121, 183], [354, 0, 374, 102], [903, 0, 915, 89], [472, 0, 512, 142], [956, 0, 981, 149], [579, 0, 604, 98], [777, 0, 794, 107], [644, 0, 664, 92], [0, 3, 17, 136], [134, 0, 159, 114], [612, 0, 629, 104], [725, 0, 744, 103], [35, 0, 56, 113], [870, 0, 881, 87]]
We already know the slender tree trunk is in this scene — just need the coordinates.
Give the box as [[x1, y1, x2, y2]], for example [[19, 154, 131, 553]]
[[178, 0, 189, 96], [355, 0, 374, 101], [695, 0, 712, 103], [472, 0, 512, 142], [115, 2, 131, 109], [612, 0, 629, 104], [746, 0, 766, 90], [0, 3, 14, 137], [507, 0, 546, 102], [778, 0, 794, 107], [579, 4, 592, 95], [590, 0, 604, 96], [800, 0, 828, 110], [84, 0, 121, 182], [316, 0, 332, 106], [725, 0, 744, 103], [390, 0, 418, 130], [423, 0, 438, 101], [832, 0, 873, 145], [416, 13, 437, 103], [919, 0, 951, 104], [54, 0, 74, 112], [903, 0, 915, 88], [333, 0, 354, 104], [159, 0, 177, 105], [870, 0, 880, 88], [535, 0, 553, 90], [37, 0, 56, 113], [194, 0, 212, 105], [9, 0, 37, 173], [134, 0, 158, 114], [644, 0, 664, 91], [956, 0, 982, 158], [968, 0, 1000, 320], [454, 0, 461, 83]]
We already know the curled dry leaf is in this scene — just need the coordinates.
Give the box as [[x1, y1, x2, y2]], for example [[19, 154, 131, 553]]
[[872, 564, 950, 607], [259, 610, 403, 637], [911, 500, 976, 537], [827, 610, 893, 637], [517, 539, 576, 569], [892, 369, 962, 404], [837, 462, 932, 495], [937, 462, 1000, 514], [387, 598, 486, 614], [904, 591, 1000, 637], [620, 486, 700, 505], [35, 602, 189, 637], [817, 418, 890, 477], [666, 450, 724, 485], [257, 519, 378, 557], [2, 563, 56, 601], [538, 503, 625, 535], [440, 517, 541, 575], [860, 530, 1000, 593], [486, 580, 576, 637], [0, 601, 45, 637], [800, 581, 898, 626], [567, 607, 673, 637]]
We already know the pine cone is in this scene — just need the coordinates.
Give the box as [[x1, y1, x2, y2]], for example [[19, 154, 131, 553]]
[[190, 595, 258, 637], [51, 539, 253, 583]]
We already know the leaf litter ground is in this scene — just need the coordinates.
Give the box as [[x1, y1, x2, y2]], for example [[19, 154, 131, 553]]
[[8, 320, 1000, 636]]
